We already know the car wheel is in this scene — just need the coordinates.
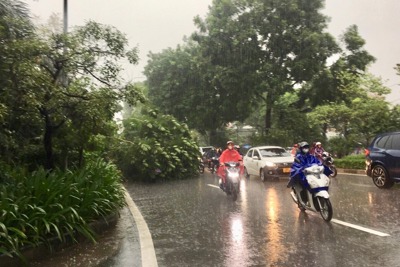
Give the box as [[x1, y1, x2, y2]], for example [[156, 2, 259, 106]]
[[244, 167, 250, 180], [260, 169, 265, 182], [371, 165, 394, 189]]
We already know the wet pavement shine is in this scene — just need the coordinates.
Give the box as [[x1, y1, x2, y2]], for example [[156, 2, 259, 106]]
[[24, 169, 400, 266]]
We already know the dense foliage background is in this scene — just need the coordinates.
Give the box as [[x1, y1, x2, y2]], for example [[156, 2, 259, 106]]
[[144, 0, 400, 151]]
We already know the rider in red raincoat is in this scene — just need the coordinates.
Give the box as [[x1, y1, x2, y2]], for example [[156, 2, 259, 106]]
[[218, 141, 243, 189]]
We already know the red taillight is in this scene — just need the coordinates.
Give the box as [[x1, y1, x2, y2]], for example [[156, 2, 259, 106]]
[[364, 149, 370, 157]]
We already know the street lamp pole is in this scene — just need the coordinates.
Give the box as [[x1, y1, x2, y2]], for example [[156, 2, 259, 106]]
[[63, 0, 68, 34], [62, 0, 68, 85]]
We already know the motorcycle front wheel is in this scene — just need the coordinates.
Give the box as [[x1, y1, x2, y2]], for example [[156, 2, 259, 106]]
[[199, 164, 204, 174], [212, 165, 218, 174], [318, 197, 333, 222], [232, 185, 238, 201], [329, 166, 337, 178]]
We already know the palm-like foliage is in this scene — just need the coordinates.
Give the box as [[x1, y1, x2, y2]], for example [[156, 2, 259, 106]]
[[0, 0, 33, 38], [0, 0, 30, 18], [0, 159, 125, 260]]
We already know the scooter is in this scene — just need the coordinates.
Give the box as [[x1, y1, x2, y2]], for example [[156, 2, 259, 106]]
[[223, 161, 241, 201], [209, 156, 219, 174], [322, 152, 337, 178], [289, 164, 333, 222]]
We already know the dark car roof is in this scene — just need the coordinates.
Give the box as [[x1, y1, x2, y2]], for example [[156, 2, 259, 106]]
[[370, 131, 400, 143], [374, 131, 400, 136]]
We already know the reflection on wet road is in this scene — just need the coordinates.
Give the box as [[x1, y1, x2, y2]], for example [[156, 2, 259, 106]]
[[126, 173, 400, 267]]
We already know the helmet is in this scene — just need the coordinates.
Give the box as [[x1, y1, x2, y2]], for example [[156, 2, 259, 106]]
[[227, 141, 234, 145], [298, 141, 310, 154], [299, 141, 309, 149], [316, 142, 321, 146]]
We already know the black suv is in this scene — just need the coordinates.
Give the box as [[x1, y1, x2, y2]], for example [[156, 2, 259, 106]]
[[365, 131, 400, 188]]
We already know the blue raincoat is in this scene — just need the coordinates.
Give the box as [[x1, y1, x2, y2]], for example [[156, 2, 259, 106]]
[[289, 153, 332, 188]]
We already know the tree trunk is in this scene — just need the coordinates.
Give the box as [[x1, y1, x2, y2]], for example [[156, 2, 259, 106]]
[[78, 146, 84, 168], [209, 129, 217, 145], [43, 112, 55, 170], [264, 93, 273, 135]]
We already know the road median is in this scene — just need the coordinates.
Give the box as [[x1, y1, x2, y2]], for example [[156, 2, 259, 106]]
[[337, 168, 365, 175]]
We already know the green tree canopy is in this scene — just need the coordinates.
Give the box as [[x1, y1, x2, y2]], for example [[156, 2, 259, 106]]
[[192, 0, 339, 133], [0, 16, 144, 169]]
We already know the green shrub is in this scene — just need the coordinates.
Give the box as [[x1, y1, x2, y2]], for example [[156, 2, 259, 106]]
[[0, 159, 125, 260], [334, 154, 366, 169], [114, 108, 200, 182]]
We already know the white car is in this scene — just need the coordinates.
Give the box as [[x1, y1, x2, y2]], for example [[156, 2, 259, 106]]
[[243, 146, 294, 181], [199, 146, 214, 156]]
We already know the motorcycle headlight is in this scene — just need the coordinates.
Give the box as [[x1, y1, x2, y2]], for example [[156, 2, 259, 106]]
[[230, 172, 239, 178]]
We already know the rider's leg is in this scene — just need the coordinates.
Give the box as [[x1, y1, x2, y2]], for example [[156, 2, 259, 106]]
[[218, 166, 226, 189], [287, 175, 296, 188]]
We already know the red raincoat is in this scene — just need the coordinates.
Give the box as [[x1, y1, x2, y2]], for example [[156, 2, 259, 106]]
[[217, 148, 243, 183]]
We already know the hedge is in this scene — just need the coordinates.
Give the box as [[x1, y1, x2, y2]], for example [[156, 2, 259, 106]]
[[334, 154, 366, 170]]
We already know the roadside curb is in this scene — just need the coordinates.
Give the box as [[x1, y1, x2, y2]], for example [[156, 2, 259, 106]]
[[123, 187, 158, 267], [337, 168, 366, 175], [0, 213, 119, 267]]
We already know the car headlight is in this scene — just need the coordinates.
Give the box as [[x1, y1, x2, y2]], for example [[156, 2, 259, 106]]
[[265, 162, 276, 167]]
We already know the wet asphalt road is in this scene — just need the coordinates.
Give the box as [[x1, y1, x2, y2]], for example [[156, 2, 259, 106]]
[[126, 171, 400, 267]]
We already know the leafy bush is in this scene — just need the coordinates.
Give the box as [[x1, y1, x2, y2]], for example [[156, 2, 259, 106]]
[[334, 154, 366, 169], [114, 108, 200, 181], [0, 159, 125, 259]]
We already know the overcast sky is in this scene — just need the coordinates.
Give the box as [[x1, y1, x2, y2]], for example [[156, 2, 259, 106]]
[[23, 0, 400, 104]]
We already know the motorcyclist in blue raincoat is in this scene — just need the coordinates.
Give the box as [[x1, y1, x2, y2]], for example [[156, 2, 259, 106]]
[[287, 141, 332, 188]]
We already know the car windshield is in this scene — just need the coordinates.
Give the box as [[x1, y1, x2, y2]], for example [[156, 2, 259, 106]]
[[260, 148, 290, 157]]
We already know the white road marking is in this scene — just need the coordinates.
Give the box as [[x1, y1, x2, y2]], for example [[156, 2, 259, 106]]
[[207, 180, 389, 237], [331, 219, 390, 237], [123, 188, 158, 267]]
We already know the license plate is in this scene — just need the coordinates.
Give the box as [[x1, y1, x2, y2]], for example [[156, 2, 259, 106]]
[[283, 167, 291, 173]]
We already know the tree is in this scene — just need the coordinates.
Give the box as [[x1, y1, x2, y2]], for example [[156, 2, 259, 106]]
[[38, 21, 144, 169], [0, 0, 33, 37], [307, 72, 393, 150], [0, 0, 40, 167], [193, 0, 339, 133], [302, 25, 376, 107], [0, 18, 144, 169], [144, 41, 230, 145]]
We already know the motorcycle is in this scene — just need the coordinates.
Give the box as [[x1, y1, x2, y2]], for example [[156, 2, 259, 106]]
[[198, 158, 205, 174], [209, 156, 219, 174], [222, 161, 241, 201], [289, 164, 333, 222], [322, 152, 337, 178]]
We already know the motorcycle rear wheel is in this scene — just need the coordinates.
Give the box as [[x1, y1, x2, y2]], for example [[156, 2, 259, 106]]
[[318, 197, 333, 222]]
